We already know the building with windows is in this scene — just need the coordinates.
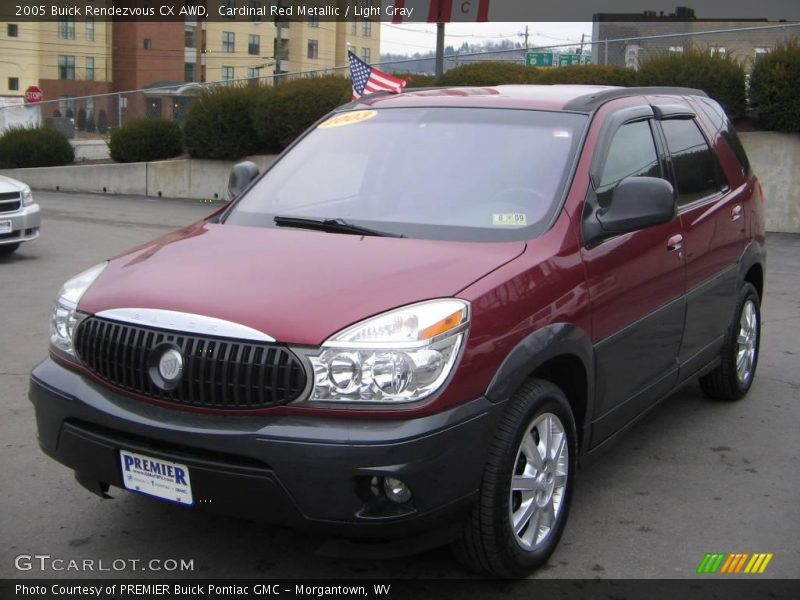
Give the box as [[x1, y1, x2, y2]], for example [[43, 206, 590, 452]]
[[203, 18, 380, 84], [592, 6, 797, 71], [0, 13, 380, 125], [0, 18, 112, 105], [204, 19, 277, 85]]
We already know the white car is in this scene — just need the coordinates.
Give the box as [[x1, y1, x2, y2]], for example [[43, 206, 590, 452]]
[[0, 176, 41, 255]]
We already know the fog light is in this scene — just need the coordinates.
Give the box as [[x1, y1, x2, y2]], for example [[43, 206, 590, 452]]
[[383, 477, 412, 504]]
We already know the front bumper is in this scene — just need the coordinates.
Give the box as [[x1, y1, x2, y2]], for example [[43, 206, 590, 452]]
[[0, 202, 41, 245], [30, 358, 503, 539]]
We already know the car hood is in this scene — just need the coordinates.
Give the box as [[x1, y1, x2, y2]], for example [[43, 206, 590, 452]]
[[0, 175, 26, 193], [79, 222, 525, 345]]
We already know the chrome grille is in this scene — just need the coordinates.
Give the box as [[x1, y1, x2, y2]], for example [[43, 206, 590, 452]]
[[74, 317, 307, 409]]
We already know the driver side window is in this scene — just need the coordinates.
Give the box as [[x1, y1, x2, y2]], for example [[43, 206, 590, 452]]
[[597, 120, 661, 207]]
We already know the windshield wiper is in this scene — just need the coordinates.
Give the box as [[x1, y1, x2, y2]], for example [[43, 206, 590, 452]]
[[273, 216, 404, 238]]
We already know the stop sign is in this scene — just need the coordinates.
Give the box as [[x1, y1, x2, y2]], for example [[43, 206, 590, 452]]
[[24, 86, 43, 104]]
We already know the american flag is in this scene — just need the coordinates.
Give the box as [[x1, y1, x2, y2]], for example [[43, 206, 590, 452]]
[[348, 50, 407, 100]]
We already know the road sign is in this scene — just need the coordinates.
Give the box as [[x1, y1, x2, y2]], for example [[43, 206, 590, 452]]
[[24, 86, 43, 104], [526, 52, 554, 67], [558, 54, 584, 67]]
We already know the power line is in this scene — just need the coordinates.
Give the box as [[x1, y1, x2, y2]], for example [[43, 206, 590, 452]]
[[2, 21, 798, 110]]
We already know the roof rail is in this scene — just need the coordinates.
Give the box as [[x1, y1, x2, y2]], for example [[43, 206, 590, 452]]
[[563, 86, 708, 112]]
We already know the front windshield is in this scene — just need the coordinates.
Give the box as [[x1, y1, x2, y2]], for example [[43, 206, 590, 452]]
[[224, 107, 587, 241]]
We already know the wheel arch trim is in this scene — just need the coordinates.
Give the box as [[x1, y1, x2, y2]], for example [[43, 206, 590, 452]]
[[738, 240, 766, 299], [485, 323, 595, 450]]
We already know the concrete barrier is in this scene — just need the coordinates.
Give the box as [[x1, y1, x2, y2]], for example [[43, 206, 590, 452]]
[[0, 161, 147, 195], [146, 155, 277, 200], [0, 155, 278, 201], [740, 132, 800, 235]]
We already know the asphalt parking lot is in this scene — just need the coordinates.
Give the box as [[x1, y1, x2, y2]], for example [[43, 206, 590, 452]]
[[1, 191, 798, 579]]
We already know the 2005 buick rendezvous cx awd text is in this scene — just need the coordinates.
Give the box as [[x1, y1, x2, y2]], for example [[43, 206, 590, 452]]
[[30, 85, 766, 577]]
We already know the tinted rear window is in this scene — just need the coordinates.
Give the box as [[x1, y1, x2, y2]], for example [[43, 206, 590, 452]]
[[224, 107, 587, 241], [696, 97, 752, 178], [662, 118, 719, 206]]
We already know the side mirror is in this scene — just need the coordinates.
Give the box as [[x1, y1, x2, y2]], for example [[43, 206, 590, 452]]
[[599, 176, 675, 233], [583, 176, 676, 246], [227, 161, 260, 200]]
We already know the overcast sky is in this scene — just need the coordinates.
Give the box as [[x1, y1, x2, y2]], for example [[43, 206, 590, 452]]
[[380, 22, 594, 55]]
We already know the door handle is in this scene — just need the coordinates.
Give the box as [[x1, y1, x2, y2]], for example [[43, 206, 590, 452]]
[[732, 205, 743, 221], [667, 234, 683, 252]]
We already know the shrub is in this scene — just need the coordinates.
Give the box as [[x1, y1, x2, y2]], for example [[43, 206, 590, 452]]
[[252, 76, 351, 151], [0, 127, 74, 168], [52, 108, 62, 118], [749, 40, 800, 132], [183, 85, 263, 159], [86, 113, 96, 133], [537, 64, 637, 86], [439, 62, 539, 86], [97, 110, 109, 134], [108, 118, 183, 163], [637, 48, 747, 118], [76, 108, 87, 131]]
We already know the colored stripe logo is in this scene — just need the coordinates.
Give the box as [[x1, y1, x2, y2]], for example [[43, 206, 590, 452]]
[[696, 553, 773, 574]]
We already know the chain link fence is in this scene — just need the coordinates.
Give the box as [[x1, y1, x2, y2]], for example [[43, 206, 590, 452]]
[[1, 22, 797, 146], [6, 66, 343, 146]]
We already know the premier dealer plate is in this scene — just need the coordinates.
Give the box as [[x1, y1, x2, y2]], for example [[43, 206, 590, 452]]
[[119, 450, 193, 505]]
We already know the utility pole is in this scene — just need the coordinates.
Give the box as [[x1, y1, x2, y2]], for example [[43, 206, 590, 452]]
[[579, 33, 585, 55], [274, 0, 284, 80], [435, 22, 445, 78], [523, 25, 530, 49], [433, 0, 446, 79], [275, 21, 283, 76]]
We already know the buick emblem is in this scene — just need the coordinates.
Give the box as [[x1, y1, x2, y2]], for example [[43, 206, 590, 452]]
[[148, 345, 184, 391], [158, 349, 183, 382]]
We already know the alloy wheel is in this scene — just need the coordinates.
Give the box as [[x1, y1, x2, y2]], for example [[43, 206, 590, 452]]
[[509, 412, 569, 550], [736, 299, 758, 385]]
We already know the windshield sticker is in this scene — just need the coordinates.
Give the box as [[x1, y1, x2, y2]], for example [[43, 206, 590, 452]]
[[492, 213, 527, 227], [318, 110, 378, 129], [552, 130, 572, 138]]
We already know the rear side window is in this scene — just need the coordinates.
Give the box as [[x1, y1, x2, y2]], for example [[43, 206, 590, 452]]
[[661, 119, 719, 206], [596, 120, 660, 207], [695, 97, 752, 178], [720, 127, 752, 178]]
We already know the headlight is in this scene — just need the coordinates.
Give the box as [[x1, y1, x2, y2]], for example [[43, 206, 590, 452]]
[[306, 299, 469, 405], [21, 186, 34, 206], [50, 262, 107, 358]]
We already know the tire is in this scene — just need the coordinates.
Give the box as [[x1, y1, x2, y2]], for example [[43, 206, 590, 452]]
[[699, 282, 761, 401], [0, 243, 20, 256], [453, 379, 577, 578]]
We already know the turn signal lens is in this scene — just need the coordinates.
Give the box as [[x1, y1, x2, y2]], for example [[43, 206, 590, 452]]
[[419, 309, 466, 340]]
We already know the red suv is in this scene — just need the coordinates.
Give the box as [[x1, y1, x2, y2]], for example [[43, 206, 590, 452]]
[[30, 85, 765, 578]]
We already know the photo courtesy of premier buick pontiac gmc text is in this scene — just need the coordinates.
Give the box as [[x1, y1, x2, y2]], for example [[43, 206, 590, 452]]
[[29, 85, 766, 578]]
